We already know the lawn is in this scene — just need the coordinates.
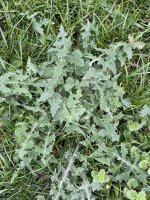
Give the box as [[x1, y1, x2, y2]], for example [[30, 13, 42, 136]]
[[0, 0, 150, 199]]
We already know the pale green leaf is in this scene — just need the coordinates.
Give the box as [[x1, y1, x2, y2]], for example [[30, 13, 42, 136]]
[[33, 21, 44, 35], [27, 57, 37, 74], [49, 93, 62, 117], [68, 49, 84, 66], [126, 189, 137, 200], [36, 195, 45, 200], [97, 169, 106, 183], [140, 105, 150, 117], [121, 143, 128, 159], [128, 121, 141, 132], [136, 191, 146, 200], [127, 178, 138, 189]]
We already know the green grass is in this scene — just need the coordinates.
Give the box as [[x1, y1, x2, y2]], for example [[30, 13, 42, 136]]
[[0, 0, 150, 199]]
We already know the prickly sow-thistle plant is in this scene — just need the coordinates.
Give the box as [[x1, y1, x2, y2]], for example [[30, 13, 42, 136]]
[[0, 21, 149, 199]]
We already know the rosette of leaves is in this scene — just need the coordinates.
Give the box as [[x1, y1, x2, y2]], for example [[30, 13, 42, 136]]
[[0, 20, 149, 199]]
